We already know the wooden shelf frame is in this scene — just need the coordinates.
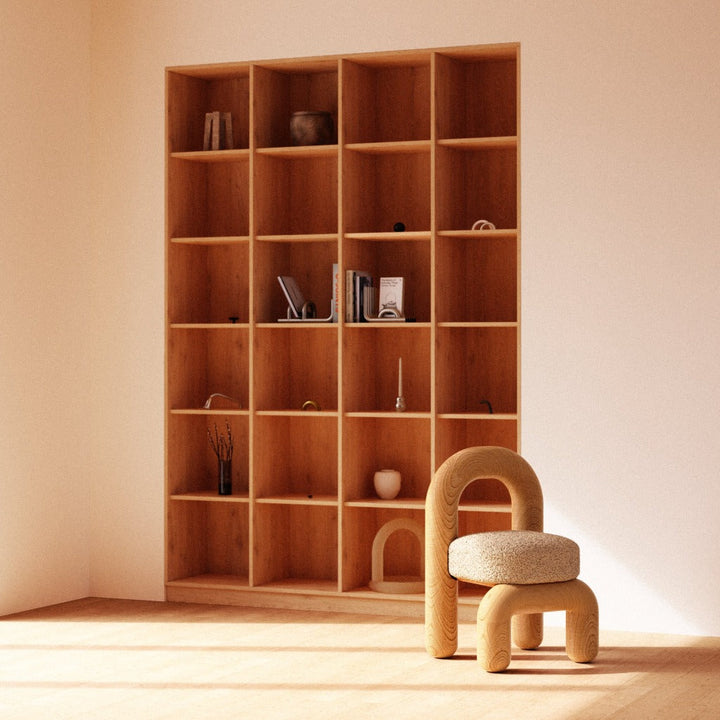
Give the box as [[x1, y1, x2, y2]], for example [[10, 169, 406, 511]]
[[165, 43, 520, 616]]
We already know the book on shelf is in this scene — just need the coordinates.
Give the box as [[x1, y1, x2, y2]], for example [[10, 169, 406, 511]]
[[378, 277, 404, 317], [345, 270, 374, 322], [355, 274, 375, 322], [203, 111, 233, 150], [277, 275, 306, 318], [332, 263, 340, 323]]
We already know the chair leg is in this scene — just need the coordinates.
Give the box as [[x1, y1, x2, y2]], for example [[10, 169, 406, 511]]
[[477, 585, 516, 672], [513, 612, 543, 650], [565, 580, 599, 663]]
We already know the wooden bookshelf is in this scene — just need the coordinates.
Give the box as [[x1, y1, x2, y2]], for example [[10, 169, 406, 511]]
[[165, 43, 520, 616]]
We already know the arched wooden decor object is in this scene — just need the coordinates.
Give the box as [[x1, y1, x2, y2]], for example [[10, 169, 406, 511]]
[[369, 517, 425, 594], [425, 446, 543, 659]]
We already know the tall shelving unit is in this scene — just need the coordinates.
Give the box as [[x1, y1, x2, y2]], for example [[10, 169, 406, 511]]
[[165, 43, 520, 616]]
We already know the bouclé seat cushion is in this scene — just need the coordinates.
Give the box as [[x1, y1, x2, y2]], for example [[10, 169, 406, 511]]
[[448, 530, 580, 585]]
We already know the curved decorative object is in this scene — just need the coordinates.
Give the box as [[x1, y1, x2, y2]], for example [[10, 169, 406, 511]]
[[369, 517, 424, 594], [203, 393, 240, 409], [471, 219, 496, 230]]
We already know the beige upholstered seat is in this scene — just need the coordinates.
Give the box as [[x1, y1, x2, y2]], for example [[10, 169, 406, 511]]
[[425, 446, 599, 672], [449, 530, 580, 586]]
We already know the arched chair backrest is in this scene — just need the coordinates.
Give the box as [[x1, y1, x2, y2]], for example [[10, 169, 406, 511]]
[[425, 446, 544, 658]]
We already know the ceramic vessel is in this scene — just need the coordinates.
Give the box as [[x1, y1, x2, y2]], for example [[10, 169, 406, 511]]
[[290, 111, 334, 145], [218, 459, 232, 496], [373, 469, 401, 500]]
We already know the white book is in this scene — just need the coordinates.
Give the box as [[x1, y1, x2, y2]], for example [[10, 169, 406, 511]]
[[378, 277, 404, 316]]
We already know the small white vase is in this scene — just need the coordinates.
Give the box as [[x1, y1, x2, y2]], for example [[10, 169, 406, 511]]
[[373, 469, 401, 499]]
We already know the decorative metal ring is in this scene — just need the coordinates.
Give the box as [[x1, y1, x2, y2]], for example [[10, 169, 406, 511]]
[[301, 400, 320, 411]]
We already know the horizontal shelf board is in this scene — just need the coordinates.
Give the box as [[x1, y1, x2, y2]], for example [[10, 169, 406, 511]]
[[459, 501, 512, 513], [343, 586, 424, 600], [171, 235, 250, 245], [255, 144, 338, 158], [344, 411, 431, 419], [252, 579, 339, 594], [167, 576, 488, 607], [254, 54, 340, 72], [437, 229, 517, 239], [255, 324, 337, 330], [255, 233, 338, 243], [436, 321, 518, 328], [344, 321, 431, 329], [171, 148, 250, 162], [343, 498, 510, 513], [437, 136, 517, 150], [255, 494, 338, 506], [170, 491, 250, 502], [167, 573, 249, 588], [344, 139, 430, 154], [344, 498, 425, 509], [169, 322, 249, 329], [254, 409, 338, 417], [344, 230, 430, 241], [167, 62, 251, 78], [170, 408, 248, 415], [437, 412, 517, 420]]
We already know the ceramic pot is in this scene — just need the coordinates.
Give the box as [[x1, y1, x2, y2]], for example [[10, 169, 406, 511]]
[[373, 469, 401, 500], [290, 111, 334, 145]]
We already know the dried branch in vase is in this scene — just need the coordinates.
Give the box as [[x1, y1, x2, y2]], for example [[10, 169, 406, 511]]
[[207, 420, 234, 462]]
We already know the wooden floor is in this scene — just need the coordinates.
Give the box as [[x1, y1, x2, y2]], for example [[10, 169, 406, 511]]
[[1, 598, 718, 719]]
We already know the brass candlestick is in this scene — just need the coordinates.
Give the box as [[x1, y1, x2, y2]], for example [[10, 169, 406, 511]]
[[395, 357, 406, 412]]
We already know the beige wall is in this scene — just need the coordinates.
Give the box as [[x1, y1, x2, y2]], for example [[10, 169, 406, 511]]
[[0, 1, 93, 612], [2, 0, 719, 635]]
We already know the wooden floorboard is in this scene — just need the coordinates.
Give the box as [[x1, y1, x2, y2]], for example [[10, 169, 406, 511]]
[[1, 598, 718, 719]]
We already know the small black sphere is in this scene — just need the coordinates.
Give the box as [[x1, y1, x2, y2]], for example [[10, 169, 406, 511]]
[[393, 222, 405, 232]]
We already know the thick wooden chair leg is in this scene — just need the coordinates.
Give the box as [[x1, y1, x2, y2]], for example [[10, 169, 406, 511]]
[[478, 616, 512, 672], [512, 612, 543, 650], [566, 581, 599, 663], [477, 584, 516, 672]]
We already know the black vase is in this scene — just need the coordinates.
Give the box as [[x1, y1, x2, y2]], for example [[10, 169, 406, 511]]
[[218, 459, 232, 495]]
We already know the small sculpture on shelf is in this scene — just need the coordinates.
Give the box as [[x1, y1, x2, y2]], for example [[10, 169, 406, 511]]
[[203, 393, 240, 409], [471, 219, 496, 231], [368, 518, 425, 594], [207, 420, 233, 495], [395, 357, 406, 412]]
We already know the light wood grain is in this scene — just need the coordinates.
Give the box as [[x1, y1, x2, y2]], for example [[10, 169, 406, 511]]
[[2, 598, 718, 720], [425, 446, 600, 672], [478, 579, 599, 672], [425, 446, 543, 659]]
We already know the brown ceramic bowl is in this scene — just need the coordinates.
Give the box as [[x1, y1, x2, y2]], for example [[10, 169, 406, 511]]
[[290, 111, 334, 145]]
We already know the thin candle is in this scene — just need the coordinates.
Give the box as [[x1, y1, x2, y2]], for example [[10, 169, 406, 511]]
[[398, 357, 403, 396]]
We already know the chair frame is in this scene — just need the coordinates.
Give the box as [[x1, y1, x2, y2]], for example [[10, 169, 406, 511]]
[[425, 446, 598, 671]]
